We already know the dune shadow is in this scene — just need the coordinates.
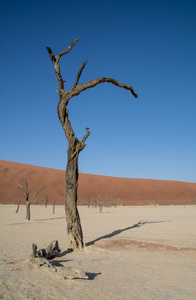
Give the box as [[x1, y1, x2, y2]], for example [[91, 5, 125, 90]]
[[86, 220, 167, 246]]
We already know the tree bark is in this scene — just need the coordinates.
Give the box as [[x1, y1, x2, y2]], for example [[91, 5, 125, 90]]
[[46, 38, 138, 250], [65, 145, 83, 249], [53, 196, 56, 214], [26, 202, 31, 220]]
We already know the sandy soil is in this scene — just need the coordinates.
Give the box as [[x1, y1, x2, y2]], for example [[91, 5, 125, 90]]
[[0, 205, 196, 299]]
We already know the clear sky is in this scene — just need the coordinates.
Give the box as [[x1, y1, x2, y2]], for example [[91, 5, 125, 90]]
[[0, 0, 196, 182]]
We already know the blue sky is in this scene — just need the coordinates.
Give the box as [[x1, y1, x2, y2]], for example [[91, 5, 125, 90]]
[[0, 0, 196, 182]]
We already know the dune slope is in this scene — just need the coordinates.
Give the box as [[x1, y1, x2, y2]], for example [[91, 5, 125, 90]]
[[0, 160, 195, 205]]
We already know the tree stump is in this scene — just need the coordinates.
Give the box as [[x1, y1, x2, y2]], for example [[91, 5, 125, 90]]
[[30, 241, 88, 280]]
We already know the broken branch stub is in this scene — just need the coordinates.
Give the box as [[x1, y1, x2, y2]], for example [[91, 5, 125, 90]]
[[30, 240, 88, 280], [37, 240, 61, 259]]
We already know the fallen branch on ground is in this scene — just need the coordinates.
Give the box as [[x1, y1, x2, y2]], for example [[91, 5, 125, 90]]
[[30, 240, 88, 280]]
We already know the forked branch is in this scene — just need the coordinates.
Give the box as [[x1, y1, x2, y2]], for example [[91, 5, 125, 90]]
[[46, 38, 80, 91], [46, 39, 138, 101], [17, 178, 46, 204], [70, 128, 91, 160], [46, 38, 79, 63], [57, 38, 79, 59], [30, 185, 47, 204]]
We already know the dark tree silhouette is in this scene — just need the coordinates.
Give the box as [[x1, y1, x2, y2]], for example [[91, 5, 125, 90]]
[[46, 38, 138, 250]]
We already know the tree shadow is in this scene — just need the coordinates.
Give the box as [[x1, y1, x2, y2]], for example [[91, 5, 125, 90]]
[[51, 259, 72, 267], [57, 249, 74, 257], [85, 272, 101, 280], [85, 220, 168, 246], [34, 217, 65, 221]]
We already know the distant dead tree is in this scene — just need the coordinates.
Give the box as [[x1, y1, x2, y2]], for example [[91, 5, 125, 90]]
[[15, 200, 21, 213], [92, 196, 99, 209], [153, 197, 157, 207], [42, 195, 50, 207], [106, 196, 110, 208], [17, 178, 46, 221], [115, 196, 121, 208], [53, 196, 56, 214], [87, 194, 90, 208], [97, 193, 103, 213], [46, 38, 138, 250]]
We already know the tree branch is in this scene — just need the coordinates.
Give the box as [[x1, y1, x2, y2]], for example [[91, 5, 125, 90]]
[[30, 185, 47, 204], [70, 128, 91, 160], [46, 45, 64, 90], [81, 128, 91, 144], [17, 183, 25, 192], [17, 179, 35, 195], [29, 186, 35, 194], [17, 178, 28, 195], [82, 78, 138, 97], [46, 39, 79, 92], [46, 46, 56, 63], [69, 77, 138, 99], [46, 40, 138, 123], [56, 38, 80, 60], [46, 39, 79, 63], [73, 61, 88, 87]]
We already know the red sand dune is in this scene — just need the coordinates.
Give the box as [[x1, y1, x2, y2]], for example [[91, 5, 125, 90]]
[[0, 160, 196, 206]]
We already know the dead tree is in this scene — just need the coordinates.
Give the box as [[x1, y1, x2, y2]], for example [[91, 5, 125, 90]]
[[97, 193, 103, 213], [17, 178, 46, 220], [53, 196, 56, 214], [115, 196, 121, 208], [46, 38, 138, 250], [42, 195, 50, 207], [106, 196, 110, 208], [153, 197, 157, 207], [15, 200, 21, 213], [87, 193, 90, 208]]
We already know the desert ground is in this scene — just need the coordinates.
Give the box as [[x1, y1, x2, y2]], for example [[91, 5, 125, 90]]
[[0, 204, 196, 299]]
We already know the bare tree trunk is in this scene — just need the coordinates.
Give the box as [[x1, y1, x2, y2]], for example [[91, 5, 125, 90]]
[[94, 198, 98, 208], [42, 195, 49, 207], [53, 196, 56, 214], [97, 193, 103, 213], [65, 144, 84, 249], [26, 202, 31, 221], [87, 194, 90, 208], [15, 201, 20, 213], [46, 38, 137, 250]]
